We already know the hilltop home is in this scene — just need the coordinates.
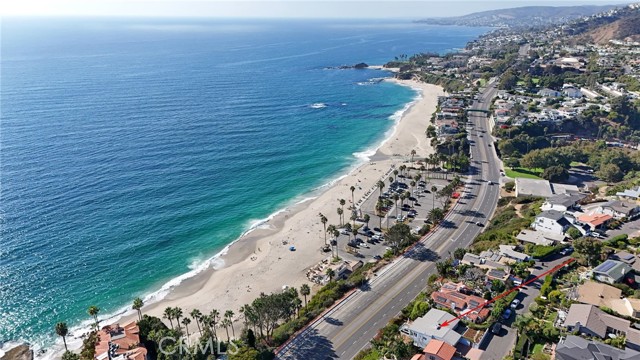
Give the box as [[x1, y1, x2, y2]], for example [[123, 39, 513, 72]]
[[460, 252, 510, 272], [532, 210, 571, 236], [498, 245, 530, 263], [595, 200, 640, 220], [593, 260, 632, 284]]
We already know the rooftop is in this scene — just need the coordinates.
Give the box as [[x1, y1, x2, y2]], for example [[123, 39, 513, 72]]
[[555, 335, 640, 360], [578, 213, 613, 227], [593, 260, 632, 278], [404, 309, 462, 347], [516, 229, 564, 246], [423, 340, 456, 360]]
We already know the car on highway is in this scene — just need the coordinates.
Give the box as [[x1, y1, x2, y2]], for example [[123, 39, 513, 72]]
[[488, 181, 494, 185], [476, 222, 484, 227]]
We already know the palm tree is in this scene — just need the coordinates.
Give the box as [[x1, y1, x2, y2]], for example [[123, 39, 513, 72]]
[[300, 284, 311, 306], [431, 185, 438, 210], [326, 268, 336, 282], [351, 227, 358, 244], [350, 185, 356, 208], [190, 309, 203, 334], [132, 297, 144, 321], [376, 180, 385, 197], [393, 169, 399, 182], [339, 199, 346, 219], [400, 191, 409, 211], [350, 211, 357, 228], [410, 181, 416, 200], [293, 297, 302, 317], [87, 306, 100, 331], [221, 318, 231, 343], [182, 318, 191, 338], [393, 193, 400, 218], [399, 165, 406, 178], [319, 213, 328, 245], [55, 322, 69, 351], [363, 214, 370, 228], [173, 307, 183, 330], [210, 309, 220, 340], [332, 229, 340, 258], [410, 149, 417, 163], [225, 310, 235, 339], [337, 207, 343, 226], [163, 307, 174, 329]]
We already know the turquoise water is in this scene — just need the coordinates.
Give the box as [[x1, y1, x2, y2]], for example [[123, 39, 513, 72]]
[[0, 18, 487, 351]]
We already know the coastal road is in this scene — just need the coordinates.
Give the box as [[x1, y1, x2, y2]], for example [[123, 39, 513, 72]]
[[276, 84, 500, 360]]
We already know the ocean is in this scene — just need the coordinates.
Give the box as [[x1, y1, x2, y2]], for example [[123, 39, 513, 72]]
[[0, 17, 487, 353]]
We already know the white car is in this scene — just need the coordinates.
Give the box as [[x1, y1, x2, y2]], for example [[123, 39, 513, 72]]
[[510, 299, 520, 309]]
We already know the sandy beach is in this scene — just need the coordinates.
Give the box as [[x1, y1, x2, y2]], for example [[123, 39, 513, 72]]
[[117, 79, 445, 333]]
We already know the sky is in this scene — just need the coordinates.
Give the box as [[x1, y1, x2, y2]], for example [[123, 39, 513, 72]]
[[0, 0, 628, 18]]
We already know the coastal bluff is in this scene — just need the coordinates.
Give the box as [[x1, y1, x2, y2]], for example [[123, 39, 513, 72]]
[[0, 344, 33, 360]]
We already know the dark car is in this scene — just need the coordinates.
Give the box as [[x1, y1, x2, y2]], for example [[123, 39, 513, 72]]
[[476, 222, 484, 227], [491, 322, 502, 335], [373, 255, 382, 260], [502, 309, 512, 320]]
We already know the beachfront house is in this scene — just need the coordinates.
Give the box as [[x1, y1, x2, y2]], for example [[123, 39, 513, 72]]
[[94, 322, 147, 360]]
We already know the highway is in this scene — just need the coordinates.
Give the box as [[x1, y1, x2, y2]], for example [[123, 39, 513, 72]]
[[276, 83, 501, 360]]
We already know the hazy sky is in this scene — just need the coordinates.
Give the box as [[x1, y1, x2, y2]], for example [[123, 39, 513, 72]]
[[0, 0, 627, 18]]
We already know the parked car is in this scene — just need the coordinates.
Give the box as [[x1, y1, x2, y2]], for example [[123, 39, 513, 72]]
[[491, 322, 502, 335], [559, 247, 573, 256], [373, 255, 382, 260], [502, 309, 512, 320], [510, 299, 520, 309]]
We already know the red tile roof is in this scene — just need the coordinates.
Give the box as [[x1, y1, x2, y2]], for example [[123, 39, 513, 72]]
[[94, 322, 147, 360], [578, 214, 613, 227], [424, 340, 456, 360]]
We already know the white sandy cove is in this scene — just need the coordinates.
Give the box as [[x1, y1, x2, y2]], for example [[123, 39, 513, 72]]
[[120, 79, 445, 332]]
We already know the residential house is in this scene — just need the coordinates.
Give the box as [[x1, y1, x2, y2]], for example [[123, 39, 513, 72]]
[[593, 260, 632, 284], [575, 280, 640, 318], [410, 340, 457, 360], [431, 282, 490, 323], [611, 251, 640, 273], [532, 210, 571, 236], [617, 187, 640, 201], [564, 304, 627, 338], [555, 335, 640, 360], [540, 193, 585, 212], [516, 229, 564, 247], [514, 178, 579, 198], [595, 200, 640, 220], [563, 87, 583, 98], [94, 322, 147, 360], [577, 213, 613, 232], [400, 309, 465, 349], [538, 88, 562, 97], [498, 245, 530, 263], [460, 252, 510, 272], [486, 268, 510, 282]]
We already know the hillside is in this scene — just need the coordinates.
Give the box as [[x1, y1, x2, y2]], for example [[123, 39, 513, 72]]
[[415, 5, 620, 28], [584, 11, 640, 43]]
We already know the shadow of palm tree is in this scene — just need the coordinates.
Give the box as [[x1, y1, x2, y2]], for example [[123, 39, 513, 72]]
[[276, 327, 338, 360]]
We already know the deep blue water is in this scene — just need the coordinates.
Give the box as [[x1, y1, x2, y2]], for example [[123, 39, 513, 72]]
[[0, 18, 487, 350]]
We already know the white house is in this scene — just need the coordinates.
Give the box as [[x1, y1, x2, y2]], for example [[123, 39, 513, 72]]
[[532, 210, 571, 236], [593, 260, 632, 284], [563, 87, 583, 98], [540, 193, 586, 212], [399, 309, 466, 349], [538, 88, 562, 97]]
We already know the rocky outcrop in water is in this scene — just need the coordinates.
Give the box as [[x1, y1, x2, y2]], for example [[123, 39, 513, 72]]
[[325, 62, 369, 70]]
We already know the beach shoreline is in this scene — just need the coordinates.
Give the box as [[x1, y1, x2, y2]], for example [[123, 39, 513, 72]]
[[56, 78, 445, 354]]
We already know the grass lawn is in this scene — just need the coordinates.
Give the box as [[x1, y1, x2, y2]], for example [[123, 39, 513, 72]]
[[505, 167, 543, 179], [532, 343, 544, 354], [478, 78, 487, 87], [532, 77, 540, 84]]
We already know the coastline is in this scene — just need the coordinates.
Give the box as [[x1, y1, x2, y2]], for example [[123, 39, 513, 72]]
[[51, 78, 445, 356]]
